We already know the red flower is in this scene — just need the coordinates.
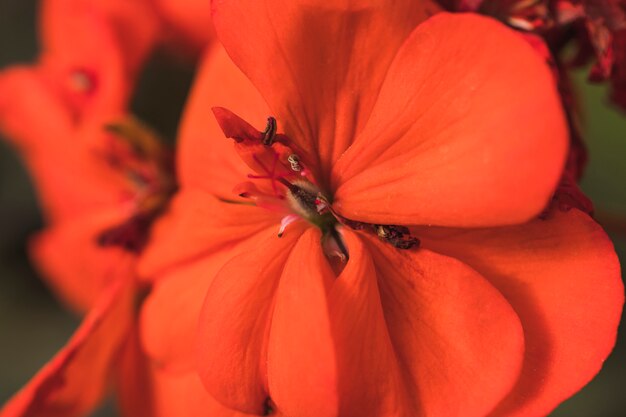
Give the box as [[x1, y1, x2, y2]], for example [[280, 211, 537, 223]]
[[137, 2, 621, 416], [0, 1, 172, 416]]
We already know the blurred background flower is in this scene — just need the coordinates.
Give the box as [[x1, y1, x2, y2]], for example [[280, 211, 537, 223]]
[[0, 0, 624, 415]]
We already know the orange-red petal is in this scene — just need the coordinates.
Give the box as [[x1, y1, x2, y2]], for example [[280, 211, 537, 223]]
[[154, 0, 214, 51], [30, 208, 132, 313], [40, 0, 129, 123], [0, 68, 127, 222], [317, 230, 408, 416], [150, 368, 283, 417], [419, 208, 624, 416], [326, 230, 525, 417], [267, 228, 338, 417], [196, 226, 305, 415], [41, 0, 158, 79], [114, 322, 156, 417], [332, 13, 567, 227], [0, 262, 135, 417], [177, 45, 268, 196], [140, 230, 272, 373], [138, 189, 281, 279], [212, 0, 440, 183]]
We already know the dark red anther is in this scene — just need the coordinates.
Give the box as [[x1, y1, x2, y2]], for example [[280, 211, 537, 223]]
[[375, 225, 421, 249], [262, 117, 277, 146]]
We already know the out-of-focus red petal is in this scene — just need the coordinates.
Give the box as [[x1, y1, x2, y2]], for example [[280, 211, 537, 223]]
[[138, 189, 281, 279], [418, 208, 624, 416], [30, 208, 131, 313], [40, 1, 127, 123], [41, 0, 158, 78], [177, 45, 268, 196], [114, 322, 156, 417], [212, 0, 440, 184], [0, 68, 71, 148], [0, 261, 135, 417], [332, 13, 567, 228], [89, 0, 160, 71], [267, 228, 338, 417], [0, 68, 126, 222], [155, 0, 214, 51], [196, 226, 305, 415]]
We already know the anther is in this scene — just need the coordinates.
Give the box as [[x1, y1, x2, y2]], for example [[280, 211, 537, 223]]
[[262, 116, 277, 146], [375, 225, 420, 249], [287, 153, 302, 172]]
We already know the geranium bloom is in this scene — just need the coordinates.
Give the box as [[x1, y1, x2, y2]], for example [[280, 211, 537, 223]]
[[138, 1, 623, 416]]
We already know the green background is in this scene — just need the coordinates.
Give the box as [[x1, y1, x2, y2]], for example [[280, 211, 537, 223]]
[[0, 0, 624, 415]]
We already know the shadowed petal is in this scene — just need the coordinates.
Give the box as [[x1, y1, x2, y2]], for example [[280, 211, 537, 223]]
[[418, 208, 623, 416], [333, 13, 567, 227], [196, 226, 305, 414], [267, 228, 338, 417], [212, 0, 441, 184]]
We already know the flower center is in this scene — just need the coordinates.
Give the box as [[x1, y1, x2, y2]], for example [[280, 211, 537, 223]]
[[213, 107, 419, 260]]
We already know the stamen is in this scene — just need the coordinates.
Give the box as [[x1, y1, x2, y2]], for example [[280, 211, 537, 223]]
[[375, 224, 420, 249], [262, 116, 277, 146], [334, 213, 420, 251], [287, 153, 302, 172], [278, 214, 300, 237]]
